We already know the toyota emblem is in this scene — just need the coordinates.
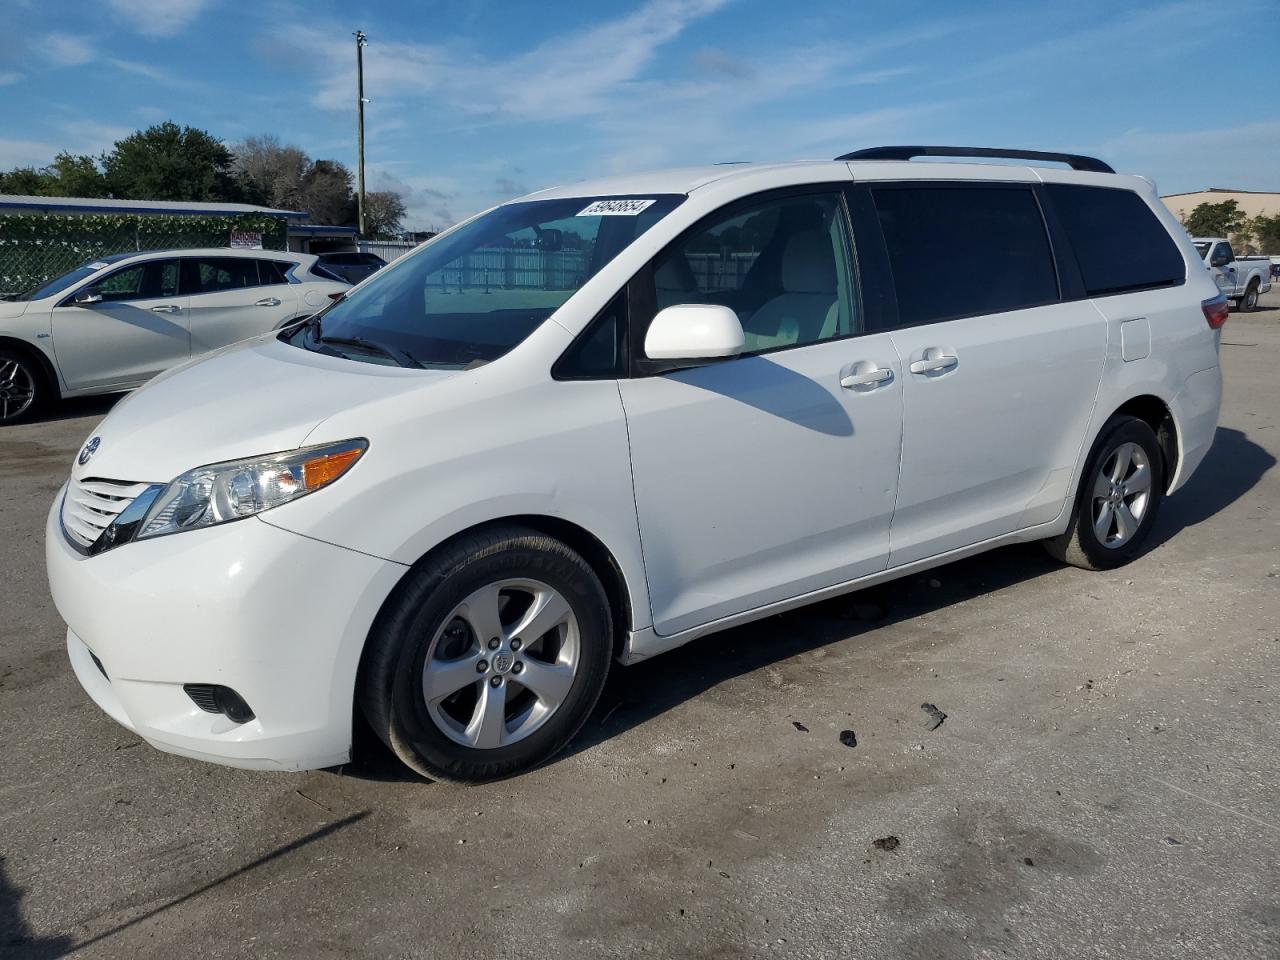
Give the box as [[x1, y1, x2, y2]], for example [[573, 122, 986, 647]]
[[78, 436, 101, 466]]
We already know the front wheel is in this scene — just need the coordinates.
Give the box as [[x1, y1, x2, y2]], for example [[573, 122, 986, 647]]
[[1044, 415, 1165, 570], [359, 526, 613, 782], [0, 349, 48, 425]]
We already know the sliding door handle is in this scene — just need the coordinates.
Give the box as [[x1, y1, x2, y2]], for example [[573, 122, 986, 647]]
[[909, 349, 958, 375]]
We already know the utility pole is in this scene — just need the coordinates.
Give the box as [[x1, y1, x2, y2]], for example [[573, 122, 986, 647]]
[[355, 29, 368, 237]]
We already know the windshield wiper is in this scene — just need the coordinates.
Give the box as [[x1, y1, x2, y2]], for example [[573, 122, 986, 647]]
[[317, 333, 422, 369]]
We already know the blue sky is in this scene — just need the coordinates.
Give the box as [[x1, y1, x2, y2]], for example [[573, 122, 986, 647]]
[[2, 0, 1276, 230]]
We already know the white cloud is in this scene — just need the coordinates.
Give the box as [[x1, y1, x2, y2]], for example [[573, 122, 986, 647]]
[[274, 0, 731, 121], [1098, 121, 1280, 194], [0, 137, 63, 169], [105, 0, 213, 37], [0, 71, 22, 85], [38, 33, 94, 68]]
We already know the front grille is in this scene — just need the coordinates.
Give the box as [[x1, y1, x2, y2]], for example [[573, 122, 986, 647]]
[[61, 477, 153, 549]]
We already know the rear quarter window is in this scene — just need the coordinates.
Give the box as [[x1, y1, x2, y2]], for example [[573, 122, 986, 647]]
[[1045, 184, 1185, 296]]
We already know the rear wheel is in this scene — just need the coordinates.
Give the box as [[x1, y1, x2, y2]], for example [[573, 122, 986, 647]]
[[1044, 415, 1165, 570], [0, 348, 45, 425], [1241, 281, 1260, 312], [359, 526, 612, 782]]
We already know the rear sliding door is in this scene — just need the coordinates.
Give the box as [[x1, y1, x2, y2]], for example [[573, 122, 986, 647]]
[[850, 182, 1108, 566]]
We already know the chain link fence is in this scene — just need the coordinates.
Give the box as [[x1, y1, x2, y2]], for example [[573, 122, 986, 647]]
[[0, 213, 288, 296]]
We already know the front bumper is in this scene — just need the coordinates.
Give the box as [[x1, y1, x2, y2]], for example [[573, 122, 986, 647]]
[[47, 490, 407, 771]]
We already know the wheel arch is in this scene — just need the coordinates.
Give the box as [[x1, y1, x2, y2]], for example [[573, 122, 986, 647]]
[[1110, 394, 1179, 492], [0, 335, 60, 398], [376, 514, 635, 663]]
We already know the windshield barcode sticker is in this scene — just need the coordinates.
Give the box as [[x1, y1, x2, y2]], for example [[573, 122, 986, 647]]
[[577, 199, 656, 217]]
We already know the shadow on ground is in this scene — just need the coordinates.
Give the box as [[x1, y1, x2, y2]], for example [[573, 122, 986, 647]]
[[25, 394, 122, 426], [1, 857, 74, 960]]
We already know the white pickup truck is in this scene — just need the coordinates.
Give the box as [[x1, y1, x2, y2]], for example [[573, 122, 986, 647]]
[[1192, 237, 1272, 311]]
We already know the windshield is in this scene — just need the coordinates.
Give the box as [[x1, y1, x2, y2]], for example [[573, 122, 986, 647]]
[[285, 195, 683, 368], [1193, 242, 1210, 259], [2, 252, 136, 302]]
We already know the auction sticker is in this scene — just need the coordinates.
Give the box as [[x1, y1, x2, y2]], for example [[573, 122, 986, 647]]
[[577, 199, 656, 216]]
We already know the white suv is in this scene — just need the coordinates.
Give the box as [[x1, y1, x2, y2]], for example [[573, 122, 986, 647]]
[[0, 248, 347, 423], [45, 147, 1225, 782]]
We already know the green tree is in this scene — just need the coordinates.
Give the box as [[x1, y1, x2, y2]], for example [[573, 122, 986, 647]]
[[363, 190, 407, 237], [1182, 199, 1247, 238], [0, 167, 50, 194], [297, 160, 355, 225], [102, 122, 240, 202], [42, 152, 107, 197], [1250, 213, 1280, 254]]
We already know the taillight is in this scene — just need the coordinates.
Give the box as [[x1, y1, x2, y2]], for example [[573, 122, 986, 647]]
[[1202, 294, 1229, 329]]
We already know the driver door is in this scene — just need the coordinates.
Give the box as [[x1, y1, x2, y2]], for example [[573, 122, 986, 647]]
[[52, 258, 190, 390], [618, 188, 904, 636]]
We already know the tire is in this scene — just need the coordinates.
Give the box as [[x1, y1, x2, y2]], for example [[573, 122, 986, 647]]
[[1241, 281, 1259, 312], [0, 348, 47, 425], [358, 525, 613, 783], [1044, 415, 1166, 571]]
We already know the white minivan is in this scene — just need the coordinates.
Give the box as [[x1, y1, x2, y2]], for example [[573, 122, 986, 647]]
[[0, 248, 347, 423], [46, 147, 1225, 782]]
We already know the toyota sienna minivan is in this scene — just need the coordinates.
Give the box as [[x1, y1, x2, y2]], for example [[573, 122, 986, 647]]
[[46, 147, 1225, 782]]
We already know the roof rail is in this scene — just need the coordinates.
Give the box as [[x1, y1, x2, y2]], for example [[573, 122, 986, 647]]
[[836, 145, 1115, 174]]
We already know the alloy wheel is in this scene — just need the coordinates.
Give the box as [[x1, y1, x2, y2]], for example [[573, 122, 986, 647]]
[[0, 358, 36, 422], [421, 578, 580, 749], [1091, 441, 1152, 549]]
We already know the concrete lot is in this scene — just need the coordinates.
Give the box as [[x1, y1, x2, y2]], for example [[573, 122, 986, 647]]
[[2, 295, 1278, 959]]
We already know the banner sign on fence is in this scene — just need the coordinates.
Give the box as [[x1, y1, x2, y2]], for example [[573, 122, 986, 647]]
[[229, 231, 263, 250]]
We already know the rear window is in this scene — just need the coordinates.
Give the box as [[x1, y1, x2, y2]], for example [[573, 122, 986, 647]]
[[871, 186, 1059, 326], [1045, 184, 1185, 296]]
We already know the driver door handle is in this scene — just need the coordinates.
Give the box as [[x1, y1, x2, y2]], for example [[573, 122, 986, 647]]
[[149, 304, 181, 313], [841, 366, 894, 388], [255, 297, 282, 307], [909, 350, 958, 375]]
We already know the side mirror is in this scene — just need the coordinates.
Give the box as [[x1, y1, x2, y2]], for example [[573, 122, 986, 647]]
[[73, 288, 103, 305], [645, 304, 745, 361]]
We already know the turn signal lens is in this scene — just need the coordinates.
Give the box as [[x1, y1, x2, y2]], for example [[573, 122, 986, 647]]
[[302, 446, 364, 489], [1202, 294, 1230, 330]]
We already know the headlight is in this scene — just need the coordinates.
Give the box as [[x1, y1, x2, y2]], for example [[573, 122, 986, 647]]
[[135, 439, 367, 541]]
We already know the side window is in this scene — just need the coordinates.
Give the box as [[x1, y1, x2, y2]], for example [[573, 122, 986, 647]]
[[643, 191, 858, 357], [1215, 242, 1235, 265], [871, 186, 1059, 326], [1044, 184, 1185, 296], [187, 258, 262, 294], [95, 259, 180, 302], [258, 260, 292, 285], [553, 292, 625, 379]]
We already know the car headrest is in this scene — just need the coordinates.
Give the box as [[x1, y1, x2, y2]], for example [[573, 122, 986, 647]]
[[781, 232, 836, 294]]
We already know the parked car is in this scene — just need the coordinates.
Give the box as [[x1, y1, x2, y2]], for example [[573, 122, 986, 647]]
[[1191, 237, 1272, 310], [0, 248, 348, 424], [313, 251, 387, 285], [47, 146, 1224, 782]]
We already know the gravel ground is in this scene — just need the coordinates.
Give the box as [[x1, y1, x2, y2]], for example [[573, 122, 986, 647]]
[[2, 292, 1278, 959]]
